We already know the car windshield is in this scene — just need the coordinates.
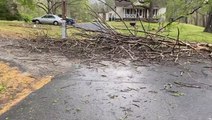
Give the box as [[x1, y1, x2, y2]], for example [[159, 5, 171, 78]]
[[42, 15, 48, 18], [42, 15, 57, 18]]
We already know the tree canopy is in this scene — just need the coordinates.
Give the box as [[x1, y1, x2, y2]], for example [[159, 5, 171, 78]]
[[0, 0, 21, 20], [0, 0, 212, 33]]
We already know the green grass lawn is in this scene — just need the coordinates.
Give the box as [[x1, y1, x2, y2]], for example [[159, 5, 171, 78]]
[[1, 20, 211, 43], [108, 21, 212, 43], [0, 20, 79, 39]]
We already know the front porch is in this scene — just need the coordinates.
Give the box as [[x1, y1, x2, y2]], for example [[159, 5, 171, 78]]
[[123, 8, 158, 20]]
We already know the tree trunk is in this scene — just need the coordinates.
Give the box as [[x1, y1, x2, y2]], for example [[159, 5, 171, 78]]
[[47, 0, 51, 14], [148, 1, 154, 22], [51, 0, 55, 14], [203, 14, 206, 27], [184, 17, 188, 24], [101, 8, 106, 22], [204, 11, 212, 33], [195, 11, 198, 26]]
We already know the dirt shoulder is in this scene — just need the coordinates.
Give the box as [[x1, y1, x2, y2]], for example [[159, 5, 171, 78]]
[[0, 61, 52, 115]]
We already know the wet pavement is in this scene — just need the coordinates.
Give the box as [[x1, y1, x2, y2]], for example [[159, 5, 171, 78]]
[[0, 60, 212, 120], [74, 22, 106, 32]]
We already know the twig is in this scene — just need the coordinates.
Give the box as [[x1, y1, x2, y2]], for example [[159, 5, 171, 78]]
[[156, 5, 204, 33], [97, 0, 134, 36], [172, 27, 180, 53], [174, 81, 201, 89]]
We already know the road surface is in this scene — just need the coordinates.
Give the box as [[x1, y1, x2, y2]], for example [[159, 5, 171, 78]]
[[0, 60, 212, 120], [73, 22, 107, 32]]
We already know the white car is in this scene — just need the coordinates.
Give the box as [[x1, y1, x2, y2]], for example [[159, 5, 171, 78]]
[[32, 14, 62, 25]]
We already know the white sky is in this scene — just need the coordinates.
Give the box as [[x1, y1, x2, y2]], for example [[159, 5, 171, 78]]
[[89, 0, 101, 3]]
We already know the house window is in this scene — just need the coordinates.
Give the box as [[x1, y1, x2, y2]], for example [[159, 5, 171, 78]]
[[130, 9, 133, 14], [126, 9, 130, 14], [153, 9, 158, 16], [139, 9, 143, 16], [133, 9, 136, 14], [125, 9, 137, 18], [129, 9, 135, 14]]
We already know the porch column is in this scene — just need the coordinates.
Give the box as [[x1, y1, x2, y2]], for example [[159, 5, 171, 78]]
[[136, 9, 139, 18], [143, 9, 145, 18], [142, 9, 144, 18], [124, 8, 126, 18]]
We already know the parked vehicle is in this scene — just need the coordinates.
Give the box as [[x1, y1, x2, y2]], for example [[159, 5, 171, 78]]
[[57, 14, 76, 25], [32, 14, 62, 25], [66, 18, 76, 25]]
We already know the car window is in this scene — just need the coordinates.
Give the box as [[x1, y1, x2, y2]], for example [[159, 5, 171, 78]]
[[42, 15, 48, 18], [48, 15, 55, 19]]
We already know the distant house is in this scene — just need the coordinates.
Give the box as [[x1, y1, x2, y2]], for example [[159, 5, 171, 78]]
[[99, 0, 166, 22]]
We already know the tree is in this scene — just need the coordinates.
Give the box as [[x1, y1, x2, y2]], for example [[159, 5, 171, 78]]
[[137, 0, 166, 22], [67, 0, 91, 21], [105, 0, 115, 12], [16, 0, 34, 8], [165, 0, 212, 33], [36, 0, 63, 14], [0, 0, 22, 20], [36, 0, 80, 14], [204, 0, 212, 33], [89, 0, 114, 13], [165, 0, 200, 22]]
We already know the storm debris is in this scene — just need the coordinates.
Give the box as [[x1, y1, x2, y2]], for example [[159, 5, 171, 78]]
[[132, 104, 140, 108], [171, 92, 185, 97], [174, 81, 201, 89], [108, 94, 118, 99], [148, 91, 158, 94], [16, 23, 212, 64], [164, 89, 185, 97], [120, 87, 140, 92], [132, 100, 140, 103]]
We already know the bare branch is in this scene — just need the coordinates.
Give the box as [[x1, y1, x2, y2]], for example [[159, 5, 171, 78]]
[[156, 5, 203, 33], [97, 0, 134, 36], [36, 2, 48, 14]]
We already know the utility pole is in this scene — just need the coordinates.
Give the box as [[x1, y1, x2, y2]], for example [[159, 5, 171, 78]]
[[61, 0, 67, 39]]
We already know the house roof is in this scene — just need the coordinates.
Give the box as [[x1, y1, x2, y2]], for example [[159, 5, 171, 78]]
[[115, 0, 131, 7], [115, 0, 159, 8]]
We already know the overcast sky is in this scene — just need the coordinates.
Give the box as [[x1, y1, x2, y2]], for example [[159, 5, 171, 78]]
[[89, 0, 99, 3]]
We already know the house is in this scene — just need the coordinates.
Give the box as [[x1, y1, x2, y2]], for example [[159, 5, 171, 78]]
[[100, 0, 166, 22]]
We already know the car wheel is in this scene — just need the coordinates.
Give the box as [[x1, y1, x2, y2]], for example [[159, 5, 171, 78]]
[[35, 20, 40, 24], [53, 21, 59, 25]]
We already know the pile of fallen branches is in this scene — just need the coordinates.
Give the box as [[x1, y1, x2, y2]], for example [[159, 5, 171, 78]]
[[18, 26, 212, 63], [15, 0, 212, 63]]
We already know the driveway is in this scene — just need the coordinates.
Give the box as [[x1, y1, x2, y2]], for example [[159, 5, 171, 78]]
[[0, 60, 212, 120], [73, 22, 106, 32]]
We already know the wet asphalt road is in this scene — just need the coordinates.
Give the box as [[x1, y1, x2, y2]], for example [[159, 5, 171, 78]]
[[0, 60, 212, 120], [73, 22, 106, 32]]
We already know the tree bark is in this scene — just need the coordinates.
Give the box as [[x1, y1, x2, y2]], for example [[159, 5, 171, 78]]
[[184, 17, 188, 24], [195, 11, 198, 26], [148, 1, 154, 22], [204, 11, 212, 33], [101, 8, 106, 22], [203, 14, 206, 27]]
